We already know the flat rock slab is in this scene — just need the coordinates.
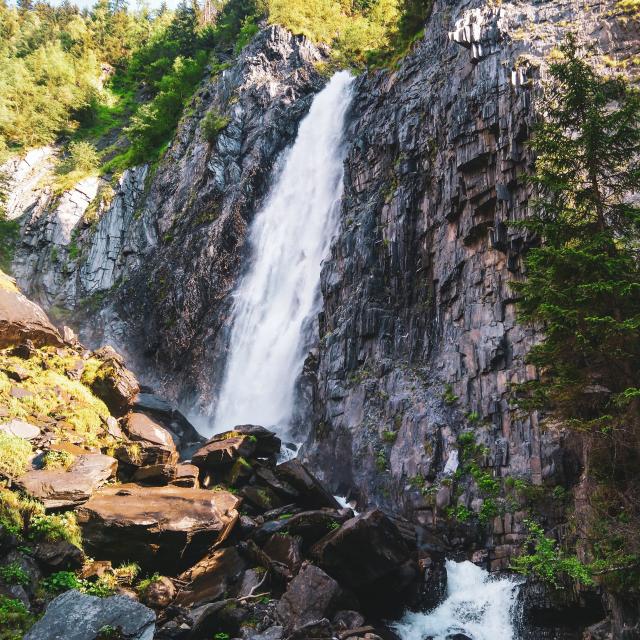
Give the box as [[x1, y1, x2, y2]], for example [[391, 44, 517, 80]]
[[76, 484, 240, 573], [0, 419, 40, 440], [24, 590, 155, 640], [18, 453, 117, 508]]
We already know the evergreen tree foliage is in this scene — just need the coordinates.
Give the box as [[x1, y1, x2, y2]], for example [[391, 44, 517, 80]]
[[514, 36, 640, 592]]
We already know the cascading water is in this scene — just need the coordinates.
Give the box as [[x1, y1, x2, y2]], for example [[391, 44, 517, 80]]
[[210, 71, 354, 436], [392, 560, 522, 640]]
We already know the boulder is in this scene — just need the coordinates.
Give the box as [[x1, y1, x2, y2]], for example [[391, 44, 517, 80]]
[[276, 563, 345, 632], [0, 419, 40, 440], [171, 463, 200, 488], [76, 484, 240, 573], [0, 273, 63, 348], [133, 463, 176, 485], [133, 392, 205, 457], [254, 509, 352, 547], [262, 533, 303, 579], [89, 346, 140, 416], [122, 412, 178, 466], [192, 434, 256, 472], [24, 590, 155, 640], [140, 576, 177, 609], [175, 546, 246, 607], [231, 425, 281, 458], [275, 460, 341, 510], [33, 540, 84, 572], [311, 509, 417, 615], [18, 453, 117, 508], [287, 619, 334, 639]]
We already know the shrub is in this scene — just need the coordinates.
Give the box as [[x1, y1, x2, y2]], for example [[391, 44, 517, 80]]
[[68, 141, 100, 173], [511, 520, 593, 588], [201, 108, 230, 143]]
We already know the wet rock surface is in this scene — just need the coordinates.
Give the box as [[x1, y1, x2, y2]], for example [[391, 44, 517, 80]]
[[76, 483, 240, 573]]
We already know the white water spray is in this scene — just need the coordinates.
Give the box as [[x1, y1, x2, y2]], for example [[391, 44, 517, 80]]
[[210, 71, 354, 436], [392, 560, 522, 640]]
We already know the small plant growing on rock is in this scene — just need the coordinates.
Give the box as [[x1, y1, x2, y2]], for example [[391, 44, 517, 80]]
[[28, 512, 82, 548], [0, 595, 33, 640], [0, 562, 29, 586], [442, 384, 458, 406], [42, 450, 75, 471], [41, 570, 82, 593], [202, 109, 230, 143], [382, 430, 397, 443]]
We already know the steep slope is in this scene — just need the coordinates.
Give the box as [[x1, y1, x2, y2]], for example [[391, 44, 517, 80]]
[[5, 26, 326, 405]]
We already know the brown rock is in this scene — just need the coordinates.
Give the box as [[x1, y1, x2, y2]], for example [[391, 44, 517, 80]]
[[121, 412, 178, 467], [170, 463, 199, 488], [133, 464, 176, 485], [17, 453, 117, 508], [88, 346, 139, 416], [192, 434, 256, 472], [175, 546, 246, 607], [263, 533, 303, 579], [141, 576, 176, 609], [76, 484, 240, 573], [0, 275, 63, 348], [276, 563, 344, 632]]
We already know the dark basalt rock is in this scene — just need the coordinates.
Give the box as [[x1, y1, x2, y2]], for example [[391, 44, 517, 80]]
[[33, 540, 84, 573], [311, 509, 418, 616], [276, 563, 346, 633], [275, 460, 341, 510]]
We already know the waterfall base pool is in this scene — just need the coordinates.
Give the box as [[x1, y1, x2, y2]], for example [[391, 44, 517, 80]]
[[392, 560, 523, 640]]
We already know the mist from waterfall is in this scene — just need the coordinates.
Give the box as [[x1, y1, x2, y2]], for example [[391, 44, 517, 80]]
[[392, 560, 522, 640], [210, 71, 354, 437]]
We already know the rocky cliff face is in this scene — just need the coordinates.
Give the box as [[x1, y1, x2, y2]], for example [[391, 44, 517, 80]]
[[305, 0, 637, 531]]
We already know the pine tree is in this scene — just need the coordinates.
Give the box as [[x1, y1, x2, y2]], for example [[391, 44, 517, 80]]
[[514, 35, 640, 591], [166, 0, 199, 57]]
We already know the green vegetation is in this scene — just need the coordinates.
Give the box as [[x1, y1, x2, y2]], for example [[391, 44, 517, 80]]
[[511, 520, 593, 588], [512, 36, 640, 594], [0, 595, 33, 640], [1, 0, 434, 179], [0, 433, 32, 479], [442, 383, 458, 406], [202, 109, 230, 143], [41, 450, 76, 471], [0, 562, 29, 586], [0, 347, 116, 450]]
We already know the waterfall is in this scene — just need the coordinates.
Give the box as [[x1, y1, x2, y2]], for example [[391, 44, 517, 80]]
[[392, 561, 522, 640], [210, 71, 354, 436]]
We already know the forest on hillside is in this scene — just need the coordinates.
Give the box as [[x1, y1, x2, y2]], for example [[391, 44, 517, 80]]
[[0, 0, 430, 172]]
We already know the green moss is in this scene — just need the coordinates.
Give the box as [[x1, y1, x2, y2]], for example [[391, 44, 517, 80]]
[[42, 450, 75, 471]]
